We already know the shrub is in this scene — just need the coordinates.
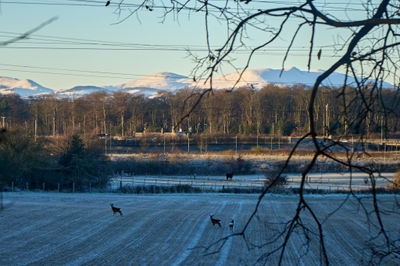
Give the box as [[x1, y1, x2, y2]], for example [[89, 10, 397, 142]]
[[265, 175, 287, 187], [392, 169, 400, 189], [264, 173, 288, 193], [119, 184, 202, 194]]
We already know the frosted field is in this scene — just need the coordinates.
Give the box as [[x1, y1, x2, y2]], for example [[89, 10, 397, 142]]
[[1, 192, 399, 265], [111, 172, 395, 191]]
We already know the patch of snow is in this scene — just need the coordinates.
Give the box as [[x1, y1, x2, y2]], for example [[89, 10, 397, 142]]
[[118, 72, 191, 92], [0, 76, 54, 97], [2, 67, 394, 99]]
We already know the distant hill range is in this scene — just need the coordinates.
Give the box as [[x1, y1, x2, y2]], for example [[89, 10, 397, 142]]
[[0, 76, 54, 97], [0, 67, 393, 98]]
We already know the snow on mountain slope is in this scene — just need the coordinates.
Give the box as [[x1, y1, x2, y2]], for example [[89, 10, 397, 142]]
[[56, 85, 118, 98], [1, 68, 393, 98], [55, 72, 191, 98], [117, 72, 192, 91], [121, 87, 171, 98], [0, 77, 54, 97], [194, 67, 393, 89]]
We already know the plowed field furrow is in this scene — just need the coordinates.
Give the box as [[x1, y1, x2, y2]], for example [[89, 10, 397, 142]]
[[1, 193, 400, 265], [35, 199, 176, 265]]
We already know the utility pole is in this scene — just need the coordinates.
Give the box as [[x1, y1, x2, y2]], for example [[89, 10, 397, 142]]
[[325, 103, 329, 137], [381, 115, 384, 145], [163, 133, 166, 154], [1, 116, 5, 128], [187, 133, 190, 153], [104, 133, 107, 155], [235, 135, 238, 154], [34, 119, 37, 141], [52, 116, 56, 137], [121, 112, 124, 137], [109, 131, 112, 154], [256, 133, 259, 148]]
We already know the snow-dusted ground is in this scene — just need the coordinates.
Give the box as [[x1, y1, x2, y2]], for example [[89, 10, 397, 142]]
[[111, 172, 395, 191], [1, 192, 399, 265]]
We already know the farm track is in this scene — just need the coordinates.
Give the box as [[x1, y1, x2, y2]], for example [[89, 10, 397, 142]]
[[0, 192, 399, 265]]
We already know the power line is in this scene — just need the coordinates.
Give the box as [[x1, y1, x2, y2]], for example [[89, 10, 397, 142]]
[[0, 0, 369, 13], [0, 63, 145, 77], [0, 67, 138, 80], [0, 31, 345, 53], [0, 30, 342, 51], [0, 63, 367, 87]]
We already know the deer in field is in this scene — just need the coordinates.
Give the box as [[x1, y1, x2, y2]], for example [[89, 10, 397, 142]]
[[209, 215, 221, 227], [110, 203, 123, 216], [226, 172, 233, 181]]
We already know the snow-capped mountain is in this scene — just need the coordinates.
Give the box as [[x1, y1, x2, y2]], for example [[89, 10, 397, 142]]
[[193, 67, 393, 89], [56, 85, 118, 98], [1, 68, 394, 98], [55, 72, 191, 98], [117, 72, 191, 91], [0, 76, 54, 97]]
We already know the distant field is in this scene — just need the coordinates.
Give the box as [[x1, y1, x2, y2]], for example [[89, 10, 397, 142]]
[[0, 192, 399, 265], [110, 172, 395, 191]]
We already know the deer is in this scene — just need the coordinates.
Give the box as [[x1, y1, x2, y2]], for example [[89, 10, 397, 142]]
[[209, 215, 221, 227], [226, 172, 233, 181], [229, 219, 234, 231], [110, 203, 123, 216]]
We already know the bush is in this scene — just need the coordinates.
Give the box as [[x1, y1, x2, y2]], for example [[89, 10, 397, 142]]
[[392, 169, 400, 189], [119, 184, 202, 194], [264, 174, 288, 192]]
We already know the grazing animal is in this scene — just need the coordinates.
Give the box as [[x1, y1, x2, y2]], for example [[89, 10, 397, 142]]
[[226, 172, 233, 181], [317, 48, 322, 60], [229, 219, 234, 231], [209, 215, 221, 227], [110, 203, 123, 216], [105, 0, 110, 6]]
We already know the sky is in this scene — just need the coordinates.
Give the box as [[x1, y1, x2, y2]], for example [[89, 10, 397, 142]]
[[0, 0, 381, 91]]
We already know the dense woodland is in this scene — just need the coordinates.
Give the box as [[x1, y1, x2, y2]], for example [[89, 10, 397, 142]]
[[0, 84, 399, 190], [1, 84, 399, 138]]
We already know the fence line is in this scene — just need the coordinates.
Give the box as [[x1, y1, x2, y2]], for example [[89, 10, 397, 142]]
[[2, 175, 393, 193], [110, 175, 391, 192]]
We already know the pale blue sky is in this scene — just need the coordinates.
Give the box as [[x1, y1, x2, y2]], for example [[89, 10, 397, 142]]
[[0, 1, 373, 91]]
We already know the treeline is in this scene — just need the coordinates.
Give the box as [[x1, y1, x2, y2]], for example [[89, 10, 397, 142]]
[[1, 84, 399, 137], [0, 129, 109, 191]]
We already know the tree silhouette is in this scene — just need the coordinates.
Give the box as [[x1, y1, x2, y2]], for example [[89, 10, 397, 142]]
[[113, 0, 400, 264]]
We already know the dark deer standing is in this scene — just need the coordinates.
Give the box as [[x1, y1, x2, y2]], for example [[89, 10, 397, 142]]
[[226, 172, 233, 181], [209, 215, 221, 227], [110, 203, 123, 216], [229, 219, 234, 231]]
